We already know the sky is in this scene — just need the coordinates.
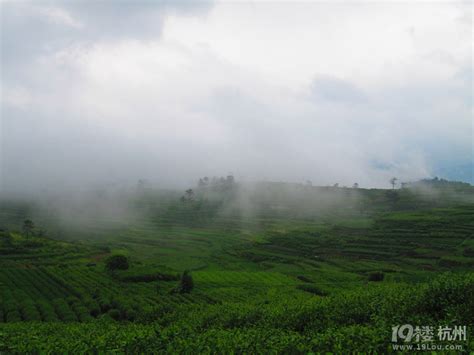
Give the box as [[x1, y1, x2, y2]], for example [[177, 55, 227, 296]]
[[1, 0, 472, 193]]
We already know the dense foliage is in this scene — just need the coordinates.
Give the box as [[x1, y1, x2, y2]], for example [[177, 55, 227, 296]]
[[0, 273, 473, 353], [105, 255, 129, 271]]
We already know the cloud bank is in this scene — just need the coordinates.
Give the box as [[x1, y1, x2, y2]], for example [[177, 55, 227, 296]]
[[1, 0, 472, 193]]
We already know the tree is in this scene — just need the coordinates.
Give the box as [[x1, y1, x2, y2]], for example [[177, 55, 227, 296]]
[[185, 189, 195, 201], [105, 255, 129, 271], [353, 183, 359, 189], [390, 177, 398, 189], [333, 183, 339, 188], [198, 177, 210, 188], [178, 270, 194, 293], [23, 219, 35, 238]]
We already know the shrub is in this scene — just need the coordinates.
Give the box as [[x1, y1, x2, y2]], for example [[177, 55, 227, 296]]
[[367, 271, 384, 282], [176, 270, 194, 294], [296, 284, 328, 296], [83, 298, 101, 317], [53, 299, 77, 322], [5, 311, 22, 322], [98, 297, 112, 313], [463, 247, 474, 257], [296, 275, 312, 283], [105, 255, 129, 271], [416, 272, 474, 322], [121, 273, 179, 283], [20, 301, 41, 321], [37, 301, 59, 322], [108, 309, 121, 321]]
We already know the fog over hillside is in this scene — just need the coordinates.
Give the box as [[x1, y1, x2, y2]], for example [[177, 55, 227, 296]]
[[1, 1, 472, 194]]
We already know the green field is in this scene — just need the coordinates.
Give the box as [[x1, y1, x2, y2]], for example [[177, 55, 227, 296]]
[[0, 179, 473, 352]]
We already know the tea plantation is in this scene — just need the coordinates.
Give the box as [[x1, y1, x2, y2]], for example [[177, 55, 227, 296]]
[[0, 180, 473, 352]]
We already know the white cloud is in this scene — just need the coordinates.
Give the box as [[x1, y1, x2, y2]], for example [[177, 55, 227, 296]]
[[163, 2, 469, 88], [1, 1, 471, 191], [38, 6, 83, 29]]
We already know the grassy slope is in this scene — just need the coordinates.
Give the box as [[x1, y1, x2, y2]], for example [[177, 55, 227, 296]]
[[0, 182, 473, 352]]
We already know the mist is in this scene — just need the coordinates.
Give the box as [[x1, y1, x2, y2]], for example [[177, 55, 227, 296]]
[[1, 1, 472, 196]]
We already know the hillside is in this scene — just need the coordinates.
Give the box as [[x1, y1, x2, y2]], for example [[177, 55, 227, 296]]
[[0, 180, 473, 352]]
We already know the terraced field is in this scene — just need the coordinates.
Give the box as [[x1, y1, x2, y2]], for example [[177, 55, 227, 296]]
[[0, 265, 212, 323], [0, 182, 473, 352], [235, 206, 474, 283], [0, 268, 89, 322]]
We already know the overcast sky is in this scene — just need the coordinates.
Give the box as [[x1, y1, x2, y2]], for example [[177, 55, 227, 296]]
[[1, 0, 472, 192]]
